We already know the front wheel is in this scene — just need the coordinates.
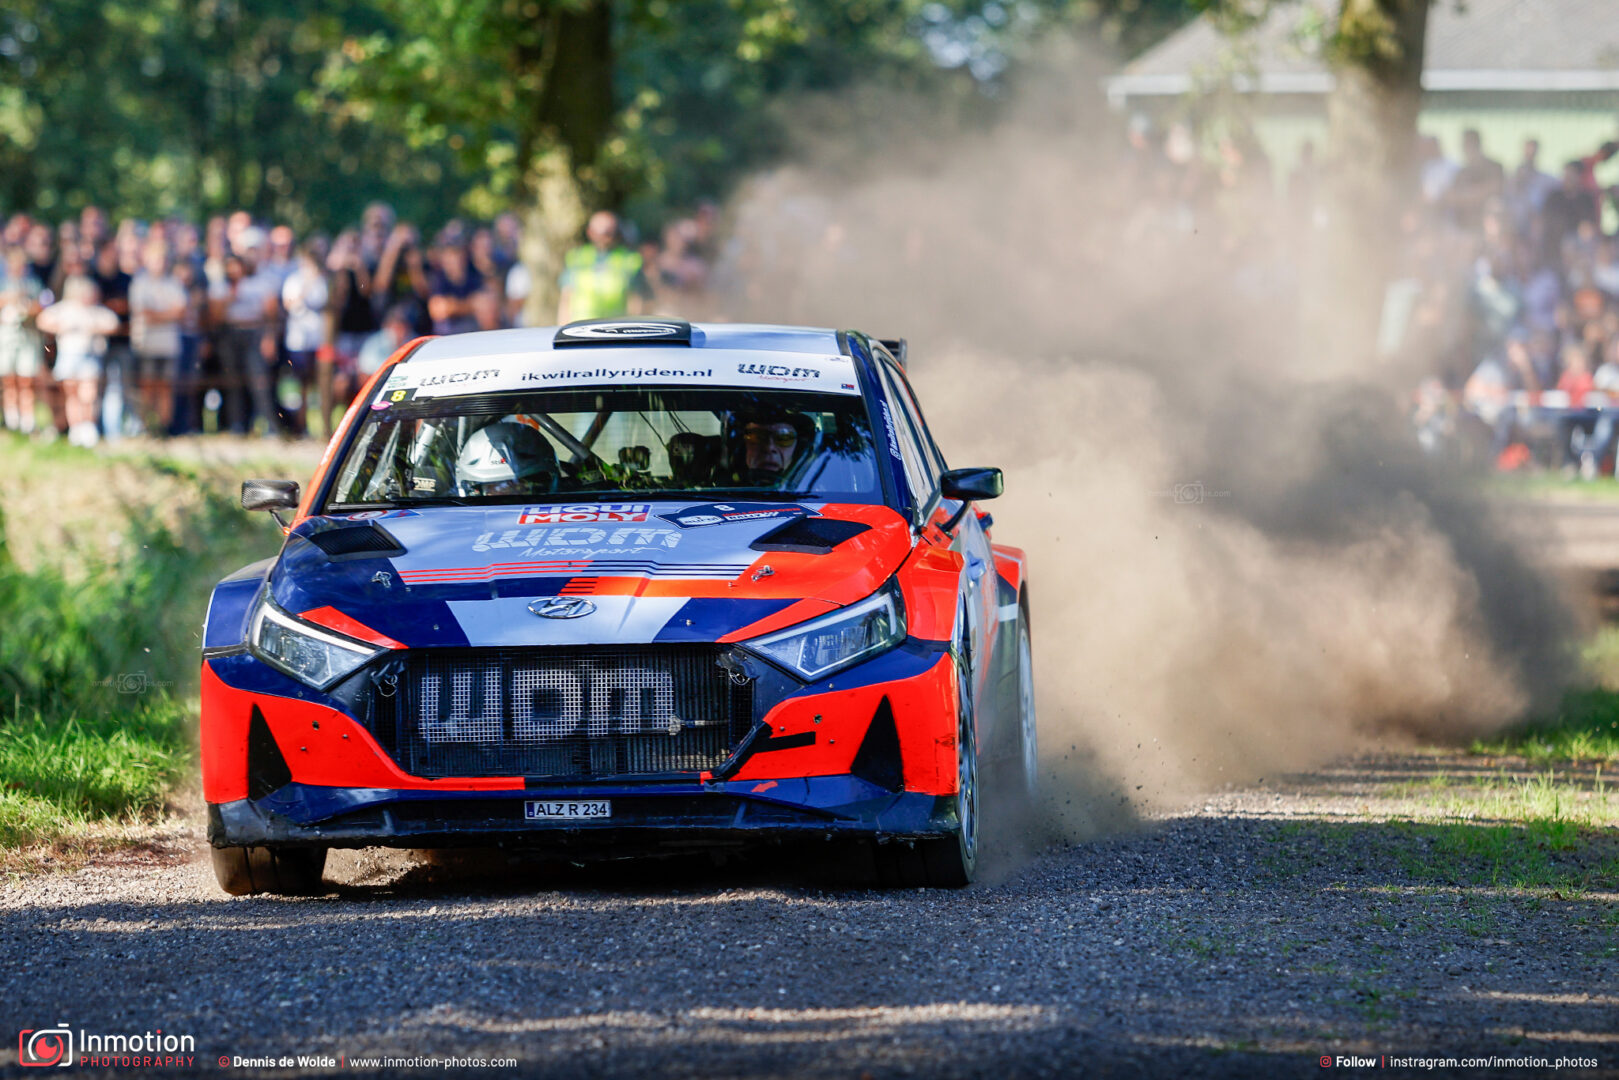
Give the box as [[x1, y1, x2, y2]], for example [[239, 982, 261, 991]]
[[211, 845, 327, 896], [1015, 603, 1038, 802]]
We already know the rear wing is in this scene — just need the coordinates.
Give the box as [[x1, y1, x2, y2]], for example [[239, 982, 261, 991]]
[[877, 338, 908, 370]]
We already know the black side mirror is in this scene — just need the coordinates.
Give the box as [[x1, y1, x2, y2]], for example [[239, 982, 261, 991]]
[[941, 467, 1003, 502], [938, 467, 1003, 532], [243, 479, 300, 527]]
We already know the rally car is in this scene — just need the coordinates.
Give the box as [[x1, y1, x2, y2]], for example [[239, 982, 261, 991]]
[[201, 319, 1036, 893]]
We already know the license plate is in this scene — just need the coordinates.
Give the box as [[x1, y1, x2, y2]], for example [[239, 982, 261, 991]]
[[524, 800, 611, 820]]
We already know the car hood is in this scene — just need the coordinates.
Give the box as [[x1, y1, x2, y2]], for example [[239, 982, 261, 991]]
[[268, 500, 913, 648]]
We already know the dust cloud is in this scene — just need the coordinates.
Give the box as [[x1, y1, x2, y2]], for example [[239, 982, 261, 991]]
[[709, 52, 1576, 837]]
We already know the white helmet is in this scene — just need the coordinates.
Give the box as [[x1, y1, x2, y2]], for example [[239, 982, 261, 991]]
[[455, 420, 559, 495]]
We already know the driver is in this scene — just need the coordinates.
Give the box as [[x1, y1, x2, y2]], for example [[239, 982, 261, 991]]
[[736, 409, 812, 485], [454, 419, 559, 496]]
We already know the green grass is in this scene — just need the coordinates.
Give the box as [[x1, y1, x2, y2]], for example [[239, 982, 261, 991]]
[[0, 433, 287, 849], [1471, 687, 1619, 765], [1486, 472, 1619, 503], [0, 708, 192, 846]]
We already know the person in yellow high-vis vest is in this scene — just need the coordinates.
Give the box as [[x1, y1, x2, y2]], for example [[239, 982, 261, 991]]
[[556, 211, 653, 324]]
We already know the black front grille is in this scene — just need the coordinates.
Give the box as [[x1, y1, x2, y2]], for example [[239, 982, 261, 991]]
[[365, 646, 754, 780]]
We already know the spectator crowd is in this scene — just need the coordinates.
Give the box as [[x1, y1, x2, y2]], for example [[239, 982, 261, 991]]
[[1114, 115, 1619, 478], [1403, 131, 1619, 478], [0, 201, 720, 445]]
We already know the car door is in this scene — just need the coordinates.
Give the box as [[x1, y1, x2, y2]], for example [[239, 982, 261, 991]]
[[873, 352, 1000, 702]]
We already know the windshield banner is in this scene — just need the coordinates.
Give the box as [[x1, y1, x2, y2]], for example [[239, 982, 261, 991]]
[[378, 349, 861, 399]]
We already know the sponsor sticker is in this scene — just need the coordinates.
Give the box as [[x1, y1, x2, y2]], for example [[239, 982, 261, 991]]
[[518, 503, 651, 524], [473, 526, 681, 553], [735, 362, 821, 382], [660, 502, 819, 529], [375, 350, 861, 397], [343, 509, 420, 521], [880, 401, 903, 460], [418, 368, 498, 387]]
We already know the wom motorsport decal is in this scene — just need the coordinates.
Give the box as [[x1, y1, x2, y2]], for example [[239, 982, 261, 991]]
[[519, 503, 650, 524], [474, 525, 682, 553], [736, 362, 820, 382], [660, 503, 819, 529]]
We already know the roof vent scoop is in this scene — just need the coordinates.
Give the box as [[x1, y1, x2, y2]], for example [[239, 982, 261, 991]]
[[554, 318, 692, 347]]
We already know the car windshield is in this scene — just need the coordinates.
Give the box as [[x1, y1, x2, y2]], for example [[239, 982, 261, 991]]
[[324, 386, 884, 510]]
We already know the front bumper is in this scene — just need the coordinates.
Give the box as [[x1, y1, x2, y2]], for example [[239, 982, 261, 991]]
[[208, 778, 957, 852], [201, 635, 964, 853]]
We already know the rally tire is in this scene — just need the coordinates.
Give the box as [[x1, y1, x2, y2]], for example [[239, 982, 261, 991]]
[[1015, 596, 1038, 803], [212, 845, 327, 896]]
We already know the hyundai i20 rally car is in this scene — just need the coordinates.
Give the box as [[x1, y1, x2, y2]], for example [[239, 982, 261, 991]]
[[201, 319, 1036, 894]]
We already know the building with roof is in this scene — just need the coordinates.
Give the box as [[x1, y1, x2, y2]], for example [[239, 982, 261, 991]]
[[1107, 0, 1619, 183]]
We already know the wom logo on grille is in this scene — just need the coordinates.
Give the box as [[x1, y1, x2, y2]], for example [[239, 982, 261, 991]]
[[418, 664, 679, 741]]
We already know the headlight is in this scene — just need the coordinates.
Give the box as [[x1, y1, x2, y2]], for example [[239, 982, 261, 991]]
[[249, 593, 382, 689], [745, 580, 907, 681]]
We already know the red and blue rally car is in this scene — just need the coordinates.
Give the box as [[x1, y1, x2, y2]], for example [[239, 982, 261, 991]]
[[201, 319, 1035, 893]]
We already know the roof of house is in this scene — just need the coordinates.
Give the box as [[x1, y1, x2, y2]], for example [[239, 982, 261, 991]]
[[1109, 0, 1619, 100]]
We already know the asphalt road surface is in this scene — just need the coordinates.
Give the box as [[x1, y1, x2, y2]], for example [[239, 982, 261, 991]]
[[3, 754, 1615, 1079]]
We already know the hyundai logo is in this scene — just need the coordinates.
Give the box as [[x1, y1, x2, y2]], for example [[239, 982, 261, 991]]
[[528, 596, 597, 620]]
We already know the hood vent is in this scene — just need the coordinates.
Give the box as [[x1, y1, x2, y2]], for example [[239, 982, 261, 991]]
[[749, 517, 870, 555], [305, 523, 406, 561]]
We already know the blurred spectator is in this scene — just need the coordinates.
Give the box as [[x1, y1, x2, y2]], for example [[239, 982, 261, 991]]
[[214, 243, 280, 437], [427, 241, 485, 335], [374, 223, 430, 335], [557, 211, 652, 324], [0, 246, 44, 434], [1446, 129, 1504, 230], [1506, 139, 1558, 237], [23, 224, 55, 287], [37, 276, 118, 447], [91, 238, 133, 441], [129, 240, 187, 435], [281, 240, 330, 434], [1418, 134, 1457, 209], [356, 304, 415, 380]]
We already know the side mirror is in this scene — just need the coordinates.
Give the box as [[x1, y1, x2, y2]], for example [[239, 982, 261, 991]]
[[242, 479, 300, 527], [941, 467, 1003, 502], [938, 467, 1003, 533]]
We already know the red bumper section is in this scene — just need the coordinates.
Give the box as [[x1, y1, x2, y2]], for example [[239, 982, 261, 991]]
[[199, 653, 961, 806]]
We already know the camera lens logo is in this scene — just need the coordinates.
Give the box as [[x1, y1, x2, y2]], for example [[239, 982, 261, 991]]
[[19, 1026, 72, 1068], [115, 672, 149, 694]]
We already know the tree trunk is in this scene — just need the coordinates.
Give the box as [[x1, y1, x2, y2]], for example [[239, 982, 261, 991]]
[[520, 147, 592, 327], [516, 0, 615, 327], [1315, 0, 1430, 376]]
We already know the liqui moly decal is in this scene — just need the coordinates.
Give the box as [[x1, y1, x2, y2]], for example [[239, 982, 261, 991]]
[[519, 504, 650, 524]]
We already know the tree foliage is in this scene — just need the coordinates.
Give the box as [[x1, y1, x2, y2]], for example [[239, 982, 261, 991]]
[[0, 0, 470, 227], [1, 0, 1200, 229]]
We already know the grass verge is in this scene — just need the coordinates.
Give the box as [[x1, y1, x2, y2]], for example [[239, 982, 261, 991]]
[[0, 433, 290, 851]]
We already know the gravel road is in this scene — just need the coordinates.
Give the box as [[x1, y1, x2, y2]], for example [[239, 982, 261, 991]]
[[3, 753, 1615, 1079]]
